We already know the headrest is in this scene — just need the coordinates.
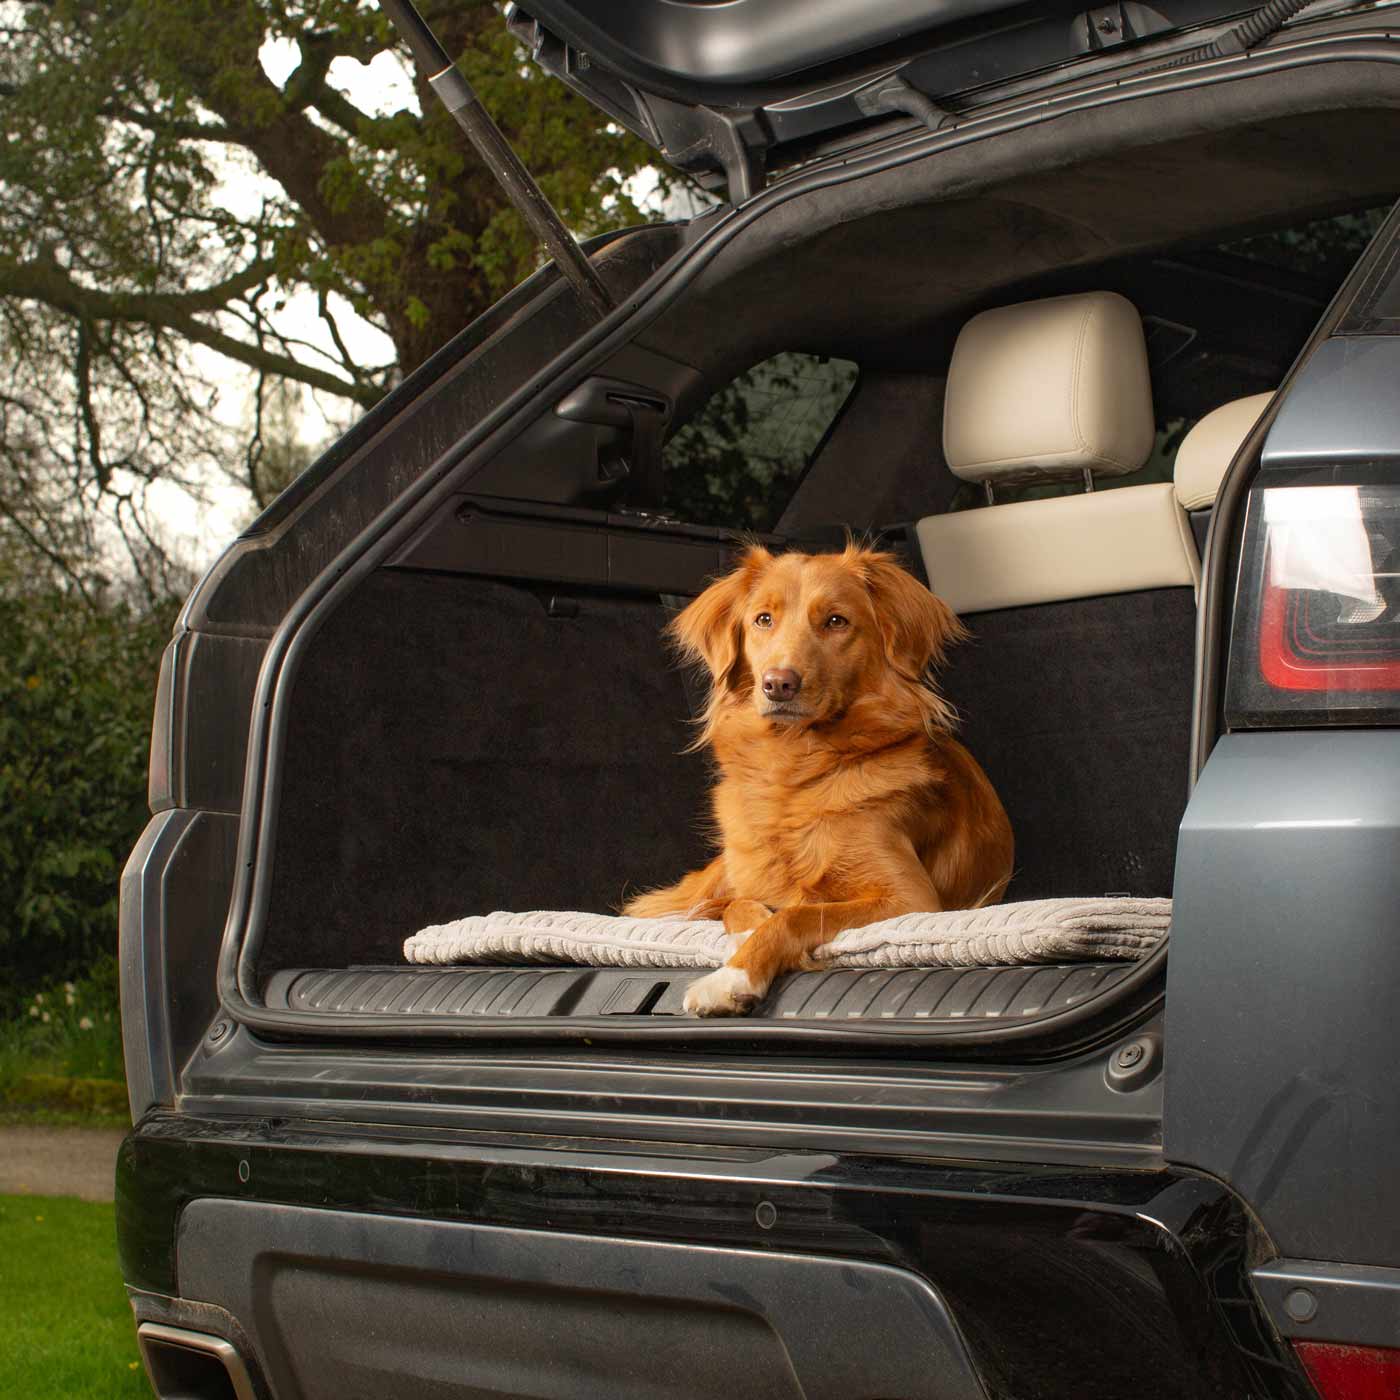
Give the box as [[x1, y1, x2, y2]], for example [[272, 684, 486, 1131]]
[[1173, 392, 1274, 511], [943, 291, 1154, 487]]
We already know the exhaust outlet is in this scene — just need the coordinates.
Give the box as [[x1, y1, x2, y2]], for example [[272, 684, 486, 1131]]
[[136, 1323, 256, 1400]]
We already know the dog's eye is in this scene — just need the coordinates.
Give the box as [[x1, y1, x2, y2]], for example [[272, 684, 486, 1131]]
[[825, 613, 849, 629], [754, 612, 772, 628]]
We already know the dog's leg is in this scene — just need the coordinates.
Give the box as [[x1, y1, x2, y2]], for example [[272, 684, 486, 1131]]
[[623, 856, 728, 918], [685, 895, 907, 1017], [684, 844, 944, 1018], [719, 899, 771, 958], [686, 841, 944, 1017], [683, 898, 774, 1015]]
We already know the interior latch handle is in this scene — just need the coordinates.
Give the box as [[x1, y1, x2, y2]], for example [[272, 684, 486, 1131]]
[[555, 377, 670, 506]]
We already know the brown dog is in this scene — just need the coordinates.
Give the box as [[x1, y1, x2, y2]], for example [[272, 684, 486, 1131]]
[[624, 543, 1014, 1017]]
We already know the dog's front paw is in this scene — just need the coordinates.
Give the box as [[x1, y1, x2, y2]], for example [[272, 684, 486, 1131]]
[[684, 965, 761, 1017]]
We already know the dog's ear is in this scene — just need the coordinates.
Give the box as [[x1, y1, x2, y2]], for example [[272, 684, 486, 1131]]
[[670, 545, 772, 690], [852, 548, 967, 676]]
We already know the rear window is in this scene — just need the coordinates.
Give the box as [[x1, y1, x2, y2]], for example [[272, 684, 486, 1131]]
[[661, 353, 858, 529], [1220, 206, 1389, 284]]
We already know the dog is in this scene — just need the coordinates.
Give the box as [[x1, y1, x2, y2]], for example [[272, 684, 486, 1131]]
[[623, 543, 1014, 1017]]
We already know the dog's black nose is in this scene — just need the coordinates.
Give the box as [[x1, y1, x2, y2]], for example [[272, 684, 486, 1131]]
[[762, 668, 802, 701]]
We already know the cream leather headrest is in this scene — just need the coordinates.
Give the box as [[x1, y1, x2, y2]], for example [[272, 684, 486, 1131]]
[[1173, 392, 1274, 511], [943, 291, 1154, 486]]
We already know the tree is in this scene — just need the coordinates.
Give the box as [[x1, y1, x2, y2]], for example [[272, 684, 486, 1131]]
[[662, 354, 860, 530], [0, 572, 177, 1010], [0, 0, 662, 587]]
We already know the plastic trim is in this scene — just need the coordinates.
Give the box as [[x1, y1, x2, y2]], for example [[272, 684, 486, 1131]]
[[120, 809, 198, 1120], [177, 1199, 991, 1400], [268, 962, 1138, 1022], [180, 1012, 1165, 1165], [1253, 1259, 1400, 1347], [233, 224, 660, 544]]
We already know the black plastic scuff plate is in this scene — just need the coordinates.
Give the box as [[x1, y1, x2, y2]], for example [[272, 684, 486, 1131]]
[[265, 963, 1135, 1022]]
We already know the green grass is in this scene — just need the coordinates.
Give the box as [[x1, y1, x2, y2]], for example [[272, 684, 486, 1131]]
[[0, 1194, 149, 1398], [0, 1102, 131, 1131]]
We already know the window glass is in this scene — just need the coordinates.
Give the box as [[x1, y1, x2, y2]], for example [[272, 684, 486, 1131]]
[[662, 353, 859, 528], [1219, 206, 1389, 283]]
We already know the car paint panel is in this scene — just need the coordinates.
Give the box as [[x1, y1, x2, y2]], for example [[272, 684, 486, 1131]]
[[1165, 730, 1400, 1267], [148, 629, 267, 816], [1262, 336, 1400, 469]]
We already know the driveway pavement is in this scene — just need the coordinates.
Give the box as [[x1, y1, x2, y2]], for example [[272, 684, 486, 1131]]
[[0, 1126, 125, 1201]]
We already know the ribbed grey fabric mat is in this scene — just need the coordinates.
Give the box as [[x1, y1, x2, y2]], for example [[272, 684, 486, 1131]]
[[405, 898, 1170, 969]]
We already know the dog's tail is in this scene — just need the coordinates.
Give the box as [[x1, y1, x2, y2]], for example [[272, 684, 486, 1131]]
[[969, 871, 1014, 909]]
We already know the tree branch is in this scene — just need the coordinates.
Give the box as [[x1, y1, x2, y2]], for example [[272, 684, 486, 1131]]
[[169, 17, 396, 260], [0, 496, 97, 607], [0, 259, 379, 406], [97, 101, 239, 144]]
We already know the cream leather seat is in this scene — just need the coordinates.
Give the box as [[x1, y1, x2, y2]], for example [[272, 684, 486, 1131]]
[[917, 290, 1199, 614], [1173, 390, 1274, 516], [918, 292, 1200, 905]]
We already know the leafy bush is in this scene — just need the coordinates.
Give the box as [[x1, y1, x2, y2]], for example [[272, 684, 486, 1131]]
[[0, 961, 125, 1092], [0, 591, 173, 1011], [662, 353, 859, 529]]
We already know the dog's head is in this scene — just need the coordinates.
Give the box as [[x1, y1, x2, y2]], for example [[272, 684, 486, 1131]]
[[671, 543, 965, 742]]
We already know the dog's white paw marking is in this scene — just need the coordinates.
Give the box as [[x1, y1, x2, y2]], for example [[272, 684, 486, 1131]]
[[684, 965, 761, 1018], [722, 930, 751, 958]]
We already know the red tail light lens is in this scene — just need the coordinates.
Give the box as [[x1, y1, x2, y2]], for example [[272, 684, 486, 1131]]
[[1294, 1339, 1400, 1399], [1227, 482, 1400, 726]]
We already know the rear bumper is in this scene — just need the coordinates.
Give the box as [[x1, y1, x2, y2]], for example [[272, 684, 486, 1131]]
[[119, 1112, 1308, 1399]]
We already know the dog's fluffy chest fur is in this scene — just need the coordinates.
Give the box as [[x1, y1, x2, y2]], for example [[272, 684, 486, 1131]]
[[710, 717, 941, 903]]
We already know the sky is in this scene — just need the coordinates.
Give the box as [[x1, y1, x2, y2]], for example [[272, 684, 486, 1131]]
[[146, 36, 678, 575], [143, 39, 414, 567]]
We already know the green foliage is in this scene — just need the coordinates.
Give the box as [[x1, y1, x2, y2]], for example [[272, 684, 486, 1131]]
[[0, 1195, 149, 1398], [0, 0, 668, 577], [1222, 206, 1390, 282], [0, 590, 172, 1009], [4, 961, 125, 1087], [662, 353, 859, 529]]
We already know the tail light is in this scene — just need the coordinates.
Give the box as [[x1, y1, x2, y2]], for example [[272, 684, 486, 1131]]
[[1293, 1339, 1400, 1399], [1227, 481, 1400, 726]]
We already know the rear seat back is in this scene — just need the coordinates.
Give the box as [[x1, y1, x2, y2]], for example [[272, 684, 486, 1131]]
[[916, 486, 1198, 616], [1173, 390, 1274, 552], [921, 291, 1196, 900], [920, 290, 1199, 612]]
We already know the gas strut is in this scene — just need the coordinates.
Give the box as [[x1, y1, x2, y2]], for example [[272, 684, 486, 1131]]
[[378, 0, 615, 320]]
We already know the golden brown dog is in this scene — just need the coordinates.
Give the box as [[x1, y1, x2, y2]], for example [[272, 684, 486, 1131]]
[[624, 543, 1014, 1017]]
